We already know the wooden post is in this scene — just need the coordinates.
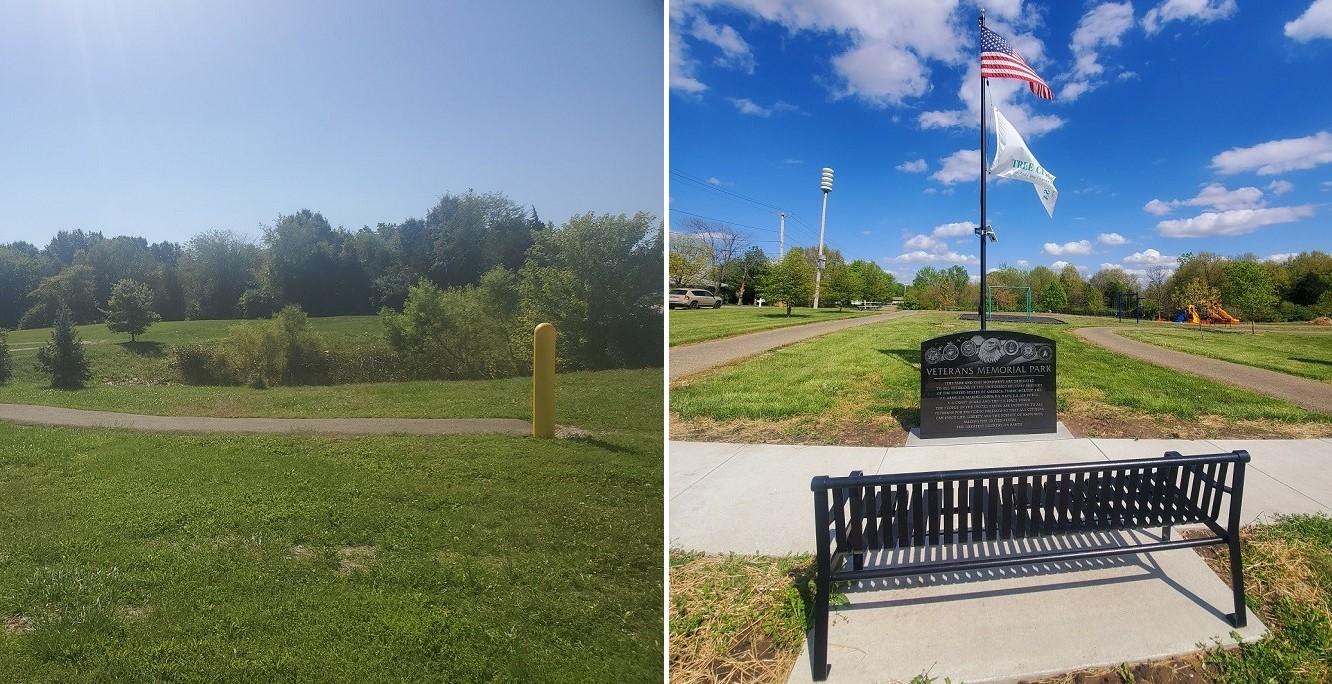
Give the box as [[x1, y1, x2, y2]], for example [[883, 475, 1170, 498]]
[[532, 323, 556, 438]]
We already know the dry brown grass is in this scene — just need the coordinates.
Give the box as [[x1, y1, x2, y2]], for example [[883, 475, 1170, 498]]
[[669, 553, 815, 684]]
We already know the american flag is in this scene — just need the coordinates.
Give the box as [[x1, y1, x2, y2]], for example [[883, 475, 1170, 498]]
[[980, 25, 1052, 100]]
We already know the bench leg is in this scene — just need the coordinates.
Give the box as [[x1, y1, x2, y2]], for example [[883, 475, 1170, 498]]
[[1160, 525, 1171, 541], [812, 574, 830, 681], [1228, 536, 1247, 628]]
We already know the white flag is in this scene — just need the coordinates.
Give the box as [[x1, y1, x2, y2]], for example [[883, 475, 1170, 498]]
[[989, 103, 1057, 217]]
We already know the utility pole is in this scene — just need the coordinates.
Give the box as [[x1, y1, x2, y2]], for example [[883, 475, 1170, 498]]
[[813, 167, 833, 309], [778, 212, 785, 258]]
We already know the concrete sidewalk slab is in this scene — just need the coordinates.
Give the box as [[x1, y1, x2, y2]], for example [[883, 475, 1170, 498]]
[[668, 443, 887, 555], [787, 530, 1266, 684], [883, 438, 1107, 472], [1092, 439, 1332, 526], [905, 422, 1074, 446], [1211, 439, 1332, 512], [669, 441, 744, 501]]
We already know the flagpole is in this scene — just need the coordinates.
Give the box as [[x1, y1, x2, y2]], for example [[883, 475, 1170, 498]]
[[978, 10, 988, 331]]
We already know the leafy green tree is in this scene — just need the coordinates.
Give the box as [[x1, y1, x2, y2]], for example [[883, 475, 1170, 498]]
[[1041, 280, 1068, 312], [1222, 260, 1279, 333], [821, 262, 859, 310], [179, 230, 261, 319], [0, 331, 11, 384], [382, 276, 526, 380], [264, 210, 371, 316], [36, 306, 92, 389], [104, 279, 161, 342], [0, 245, 47, 329], [23, 264, 99, 327], [1173, 277, 1221, 323], [759, 250, 814, 315]]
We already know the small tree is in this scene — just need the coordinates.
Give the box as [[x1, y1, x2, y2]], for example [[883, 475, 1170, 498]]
[[37, 306, 92, 389], [104, 278, 160, 342], [759, 250, 813, 316], [1041, 281, 1068, 313], [0, 331, 11, 384], [1222, 260, 1279, 334]]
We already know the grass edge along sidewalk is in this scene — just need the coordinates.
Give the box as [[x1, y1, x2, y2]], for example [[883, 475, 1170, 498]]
[[668, 515, 1332, 684], [1116, 326, 1332, 384], [669, 306, 874, 347], [0, 375, 663, 680]]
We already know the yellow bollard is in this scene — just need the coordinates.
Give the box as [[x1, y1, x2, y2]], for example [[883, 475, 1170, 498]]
[[532, 322, 556, 438]]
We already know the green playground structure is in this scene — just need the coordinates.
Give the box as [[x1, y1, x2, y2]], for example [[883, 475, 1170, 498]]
[[985, 285, 1032, 321]]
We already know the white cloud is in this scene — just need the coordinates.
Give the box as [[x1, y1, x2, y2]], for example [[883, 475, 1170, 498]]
[[896, 158, 928, 173], [1016, 259, 1030, 267], [669, 29, 707, 93], [705, 177, 726, 186], [1211, 131, 1332, 175], [1157, 205, 1316, 237], [918, 62, 1065, 138], [1051, 260, 1077, 271], [1143, 183, 1267, 215], [1143, 199, 1173, 216], [727, 97, 800, 117], [1142, 0, 1237, 35], [1043, 240, 1093, 255], [1097, 232, 1128, 245], [917, 110, 967, 129], [930, 149, 981, 185], [1265, 252, 1298, 262], [1268, 179, 1295, 196], [781, 158, 803, 166], [1063, 2, 1135, 100], [932, 221, 977, 238], [689, 15, 755, 73], [1123, 248, 1177, 265], [1286, 0, 1332, 42], [1117, 70, 1140, 80], [895, 250, 978, 264], [904, 233, 942, 251], [1324, 181, 1332, 192], [831, 40, 930, 105]]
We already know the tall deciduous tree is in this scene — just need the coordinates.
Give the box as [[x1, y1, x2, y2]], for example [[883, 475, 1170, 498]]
[[1222, 260, 1279, 333], [759, 250, 814, 316]]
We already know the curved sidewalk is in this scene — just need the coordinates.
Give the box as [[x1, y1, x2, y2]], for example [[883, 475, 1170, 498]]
[[1074, 327, 1332, 414], [0, 403, 531, 436], [670, 310, 916, 380]]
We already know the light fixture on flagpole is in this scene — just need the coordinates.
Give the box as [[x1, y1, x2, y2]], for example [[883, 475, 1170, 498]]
[[813, 167, 833, 309]]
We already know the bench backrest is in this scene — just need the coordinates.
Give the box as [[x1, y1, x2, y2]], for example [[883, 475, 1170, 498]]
[[812, 451, 1249, 555]]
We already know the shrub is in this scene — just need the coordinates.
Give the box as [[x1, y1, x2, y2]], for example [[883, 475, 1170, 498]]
[[237, 287, 279, 319], [0, 331, 11, 384], [171, 343, 234, 385], [36, 306, 92, 389], [213, 305, 330, 388], [382, 275, 527, 380]]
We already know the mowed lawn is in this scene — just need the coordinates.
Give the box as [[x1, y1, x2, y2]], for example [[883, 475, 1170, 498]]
[[670, 312, 1332, 444], [0, 373, 663, 680], [669, 306, 871, 346], [0, 316, 663, 433], [1119, 326, 1332, 384]]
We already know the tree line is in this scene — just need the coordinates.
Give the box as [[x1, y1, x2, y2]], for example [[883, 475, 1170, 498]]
[[0, 191, 663, 381], [902, 251, 1332, 324], [669, 219, 905, 314]]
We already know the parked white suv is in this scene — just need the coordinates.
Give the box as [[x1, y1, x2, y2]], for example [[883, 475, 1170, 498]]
[[669, 288, 722, 309]]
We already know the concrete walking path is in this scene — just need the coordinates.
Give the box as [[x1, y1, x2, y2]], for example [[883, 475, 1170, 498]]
[[0, 403, 531, 436], [669, 437, 1332, 683], [670, 310, 916, 380], [1074, 327, 1332, 414]]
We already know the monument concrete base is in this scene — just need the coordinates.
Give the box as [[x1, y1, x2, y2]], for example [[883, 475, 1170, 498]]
[[906, 421, 1073, 447]]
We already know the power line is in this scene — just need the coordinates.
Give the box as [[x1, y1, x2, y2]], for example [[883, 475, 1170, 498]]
[[669, 169, 822, 242], [669, 208, 778, 234]]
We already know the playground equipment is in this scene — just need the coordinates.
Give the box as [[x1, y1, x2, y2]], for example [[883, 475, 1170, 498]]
[[1116, 291, 1142, 324], [985, 285, 1032, 321], [1172, 304, 1239, 325]]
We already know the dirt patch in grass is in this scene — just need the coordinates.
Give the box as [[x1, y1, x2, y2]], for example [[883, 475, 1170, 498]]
[[4, 615, 33, 635], [336, 545, 376, 575], [669, 553, 815, 684], [1023, 654, 1218, 683], [670, 414, 907, 447], [288, 544, 315, 561], [1061, 402, 1332, 440]]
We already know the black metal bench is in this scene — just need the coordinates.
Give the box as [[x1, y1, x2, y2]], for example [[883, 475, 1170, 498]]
[[808, 450, 1250, 681]]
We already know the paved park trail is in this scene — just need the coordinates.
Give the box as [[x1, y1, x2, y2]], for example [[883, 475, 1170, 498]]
[[0, 403, 531, 436], [670, 309, 917, 380], [1075, 327, 1332, 414]]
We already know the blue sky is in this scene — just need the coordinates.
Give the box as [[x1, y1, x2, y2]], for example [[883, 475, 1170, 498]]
[[670, 0, 1332, 284], [0, 0, 663, 247]]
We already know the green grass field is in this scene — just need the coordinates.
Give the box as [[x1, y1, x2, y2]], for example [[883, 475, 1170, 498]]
[[0, 317, 664, 432], [670, 312, 1332, 444], [1120, 326, 1332, 384], [669, 306, 871, 346], [0, 369, 663, 680]]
